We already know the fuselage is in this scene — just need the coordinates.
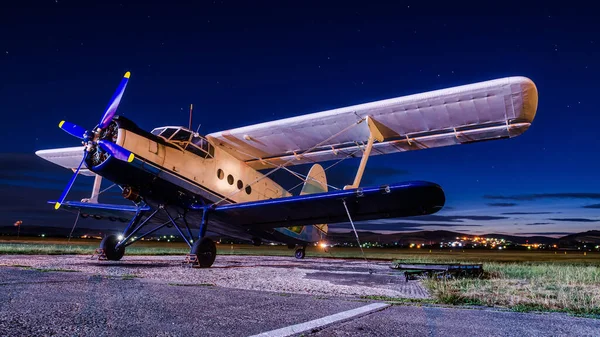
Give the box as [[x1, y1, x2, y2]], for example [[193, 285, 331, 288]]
[[86, 116, 324, 244]]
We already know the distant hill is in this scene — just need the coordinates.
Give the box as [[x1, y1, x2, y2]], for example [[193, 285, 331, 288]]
[[3, 225, 599, 246], [327, 230, 600, 245], [558, 230, 600, 245]]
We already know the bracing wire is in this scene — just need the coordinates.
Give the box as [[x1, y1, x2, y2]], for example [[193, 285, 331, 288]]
[[212, 118, 365, 205]]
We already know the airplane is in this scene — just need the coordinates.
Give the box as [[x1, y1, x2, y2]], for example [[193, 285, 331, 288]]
[[35, 72, 538, 267]]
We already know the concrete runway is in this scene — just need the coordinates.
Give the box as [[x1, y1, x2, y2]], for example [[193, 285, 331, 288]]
[[0, 255, 599, 336]]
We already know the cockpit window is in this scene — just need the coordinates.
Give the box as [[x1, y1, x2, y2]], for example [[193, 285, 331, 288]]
[[151, 128, 165, 136], [159, 128, 177, 139], [171, 130, 192, 142], [187, 135, 214, 158]]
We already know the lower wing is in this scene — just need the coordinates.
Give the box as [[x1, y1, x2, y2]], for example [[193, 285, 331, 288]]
[[48, 201, 151, 222], [207, 181, 445, 230], [51, 181, 444, 230]]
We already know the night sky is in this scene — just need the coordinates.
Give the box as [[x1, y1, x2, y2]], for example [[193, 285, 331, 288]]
[[1, 1, 599, 237]]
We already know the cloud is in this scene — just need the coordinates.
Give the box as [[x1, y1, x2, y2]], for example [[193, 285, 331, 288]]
[[330, 219, 482, 231], [583, 204, 600, 209], [548, 218, 599, 223], [524, 222, 552, 226], [328, 227, 424, 233], [409, 214, 508, 222], [501, 212, 559, 215], [520, 232, 575, 236], [487, 203, 517, 207], [484, 193, 600, 201]]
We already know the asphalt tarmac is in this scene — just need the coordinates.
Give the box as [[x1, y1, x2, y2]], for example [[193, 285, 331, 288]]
[[0, 256, 598, 336]]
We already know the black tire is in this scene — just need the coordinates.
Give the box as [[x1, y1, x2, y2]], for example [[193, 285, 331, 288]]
[[191, 237, 217, 268], [295, 248, 305, 259], [100, 234, 125, 261]]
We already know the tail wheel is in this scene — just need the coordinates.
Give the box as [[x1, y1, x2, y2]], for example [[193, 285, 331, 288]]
[[191, 237, 217, 268], [100, 234, 125, 261], [295, 247, 305, 259]]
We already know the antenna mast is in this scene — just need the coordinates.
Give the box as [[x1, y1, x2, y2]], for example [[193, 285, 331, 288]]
[[188, 103, 193, 130]]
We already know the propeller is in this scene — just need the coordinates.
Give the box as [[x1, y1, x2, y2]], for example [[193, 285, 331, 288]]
[[99, 71, 130, 130], [54, 71, 132, 209], [58, 121, 86, 139], [98, 140, 135, 163]]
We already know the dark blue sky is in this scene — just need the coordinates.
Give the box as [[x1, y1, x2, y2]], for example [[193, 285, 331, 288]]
[[1, 1, 599, 236]]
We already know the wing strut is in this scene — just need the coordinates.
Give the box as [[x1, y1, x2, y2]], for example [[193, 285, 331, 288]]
[[342, 199, 373, 274], [344, 116, 385, 190], [89, 174, 102, 203]]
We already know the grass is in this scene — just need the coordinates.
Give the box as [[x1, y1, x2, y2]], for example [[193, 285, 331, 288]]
[[121, 274, 140, 280], [417, 262, 600, 317], [359, 295, 435, 305], [1, 238, 599, 264]]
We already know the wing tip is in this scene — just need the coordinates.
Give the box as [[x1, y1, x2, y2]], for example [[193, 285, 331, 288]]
[[124, 71, 131, 79]]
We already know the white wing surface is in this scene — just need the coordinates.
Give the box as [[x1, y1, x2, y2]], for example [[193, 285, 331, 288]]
[[35, 146, 95, 176], [207, 76, 538, 170]]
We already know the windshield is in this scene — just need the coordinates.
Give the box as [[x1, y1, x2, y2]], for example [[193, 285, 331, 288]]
[[171, 130, 191, 142], [149, 126, 214, 158]]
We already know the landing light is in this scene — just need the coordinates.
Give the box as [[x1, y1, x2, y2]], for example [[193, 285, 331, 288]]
[[118, 235, 124, 241], [319, 242, 328, 248]]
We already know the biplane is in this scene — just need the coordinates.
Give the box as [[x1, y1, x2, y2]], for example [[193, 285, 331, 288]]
[[35, 72, 538, 267]]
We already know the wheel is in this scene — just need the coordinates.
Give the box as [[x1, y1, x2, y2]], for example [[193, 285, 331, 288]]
[[100, 234, 125, 261], [251, 237, 262, 246], [191, 237, 217, 268], [294, 247, 305, 259]]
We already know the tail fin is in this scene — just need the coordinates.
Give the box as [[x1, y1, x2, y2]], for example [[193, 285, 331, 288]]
[[301, 164, 328, 236], [301, 164, 327, 195]]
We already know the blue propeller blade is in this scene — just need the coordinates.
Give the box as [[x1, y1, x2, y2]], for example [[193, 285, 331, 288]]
[[54, 152, 86, 210], [98, 140, 135, 163], [98, 71, 130, 129], [58, 120, 86, 139]]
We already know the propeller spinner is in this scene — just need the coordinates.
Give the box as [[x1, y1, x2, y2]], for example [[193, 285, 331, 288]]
[[55, 71, 135, 209]]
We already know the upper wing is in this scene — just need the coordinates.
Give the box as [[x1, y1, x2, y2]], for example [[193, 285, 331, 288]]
[[35, 146, 96, 176], [207, 181, 444, 230], [207, 76, 538, 170]]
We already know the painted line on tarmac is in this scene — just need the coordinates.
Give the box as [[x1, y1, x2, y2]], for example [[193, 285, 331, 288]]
[[249, 302, 390, 337]]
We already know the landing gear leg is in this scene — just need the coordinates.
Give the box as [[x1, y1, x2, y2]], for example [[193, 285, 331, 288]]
[[295, 245, 306, 259], [96, 209, 148, 261], [187, 208, 217, 268]]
